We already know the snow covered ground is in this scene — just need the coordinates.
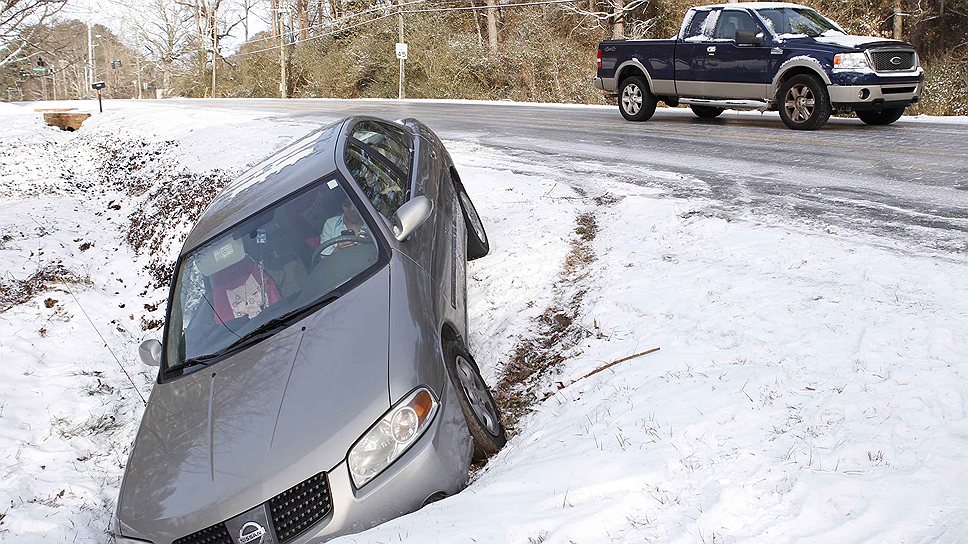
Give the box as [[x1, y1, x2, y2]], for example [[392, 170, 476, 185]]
[[1, 100, 967, 543]]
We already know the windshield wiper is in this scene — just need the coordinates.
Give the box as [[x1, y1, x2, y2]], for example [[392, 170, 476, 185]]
[[224, 292, 344, 352], [167, 352, 222, 374]]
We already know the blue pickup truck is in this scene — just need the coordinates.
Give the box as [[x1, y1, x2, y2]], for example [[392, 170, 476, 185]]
[[595, 2, 924, 130]]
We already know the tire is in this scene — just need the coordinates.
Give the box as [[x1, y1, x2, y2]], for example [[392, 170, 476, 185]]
[[777, 74, 831, 130], [690, 105, 725, 119], [444, 341, 506, 461], [856, 107, 905, 126], [452, 174, 489, 260], [618, 76, 657, 122]]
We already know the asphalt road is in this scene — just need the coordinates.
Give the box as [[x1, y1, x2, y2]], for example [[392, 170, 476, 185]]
[[169, 98, 968, 253]]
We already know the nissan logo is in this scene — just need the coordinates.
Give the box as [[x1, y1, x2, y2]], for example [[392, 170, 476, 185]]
[[890, 56, 902, 66], [238, 521, 267, 544]]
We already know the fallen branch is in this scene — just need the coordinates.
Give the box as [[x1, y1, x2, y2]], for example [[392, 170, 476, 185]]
[[548, 347, 661, 397]]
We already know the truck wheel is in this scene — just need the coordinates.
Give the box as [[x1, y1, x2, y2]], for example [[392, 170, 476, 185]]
[[856, 107, 905, 126], [444, 341, 506, 461], [618, 76, 657, 122], [690, 105, 725, 119], [778, 74, 831, 130]]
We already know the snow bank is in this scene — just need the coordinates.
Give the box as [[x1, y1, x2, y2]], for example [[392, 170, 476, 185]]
[[1, 101, 967, 544]]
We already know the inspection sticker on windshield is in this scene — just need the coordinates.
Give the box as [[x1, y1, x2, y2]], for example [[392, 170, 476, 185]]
[[214, 242, 235, 262], [327, 179, 339, 189]]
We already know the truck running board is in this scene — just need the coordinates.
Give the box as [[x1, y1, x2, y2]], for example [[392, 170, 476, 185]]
[[680, 98, 770, 111]]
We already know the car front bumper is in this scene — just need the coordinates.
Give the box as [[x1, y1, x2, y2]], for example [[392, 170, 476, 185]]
[[827, 81, 923, 110]]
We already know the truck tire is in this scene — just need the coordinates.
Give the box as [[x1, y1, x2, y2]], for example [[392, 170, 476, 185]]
[[618, 76, 657, 122], [856, 107, 905, 126], [690, 105, 725, 119], [778, 74, 831, 130]]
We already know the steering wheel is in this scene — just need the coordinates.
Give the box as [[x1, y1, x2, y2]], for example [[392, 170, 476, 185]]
[[311, 232, 374, 267]]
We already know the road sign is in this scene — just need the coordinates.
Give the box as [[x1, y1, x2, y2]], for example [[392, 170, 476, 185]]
[[32, 67, 49, 74], [395, 42, 408, 60]]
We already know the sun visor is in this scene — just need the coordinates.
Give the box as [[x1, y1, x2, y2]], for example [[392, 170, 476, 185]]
[[195, 237, 246, 276]]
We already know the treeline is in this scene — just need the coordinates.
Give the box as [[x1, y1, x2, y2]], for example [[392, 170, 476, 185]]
[[3, 0, 967, 114]]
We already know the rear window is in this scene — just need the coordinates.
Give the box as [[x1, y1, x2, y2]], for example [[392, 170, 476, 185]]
[[714, 10, 760, 40], [682, 9, 713, 41]]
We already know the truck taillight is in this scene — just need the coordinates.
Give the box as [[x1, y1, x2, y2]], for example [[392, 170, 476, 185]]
[[596, 49, 602, 70]]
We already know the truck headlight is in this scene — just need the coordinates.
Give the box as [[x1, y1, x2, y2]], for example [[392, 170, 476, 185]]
[[833, 52, 870, 70], [347, 387, 438, 488]]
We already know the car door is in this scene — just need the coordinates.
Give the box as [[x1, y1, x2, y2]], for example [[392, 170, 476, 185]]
[[675, 7, 719, 97], [703, 8, 772, 99]]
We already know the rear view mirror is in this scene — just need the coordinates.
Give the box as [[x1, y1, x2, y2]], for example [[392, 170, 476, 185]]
[[392, 196, 434, 241], [139, 339, 162, 367], [736, 31, 765, 46]]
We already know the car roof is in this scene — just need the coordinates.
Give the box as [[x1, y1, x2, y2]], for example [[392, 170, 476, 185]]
[[695, 2, 808, 10], [181, 119, 347, 253]]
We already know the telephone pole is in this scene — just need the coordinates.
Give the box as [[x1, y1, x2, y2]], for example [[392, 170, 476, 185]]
[[279, 7, 288, 98], [87, 23, 95, 97], [397, 0, 405, 99], [211, 11, 218, 98]]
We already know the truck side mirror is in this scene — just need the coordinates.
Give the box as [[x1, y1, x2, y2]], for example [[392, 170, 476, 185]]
[[735, 31, 765, 46]]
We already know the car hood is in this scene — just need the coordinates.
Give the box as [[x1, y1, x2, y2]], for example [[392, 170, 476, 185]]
[[118, 266, 391, 542], [792, 34, 911, 51]]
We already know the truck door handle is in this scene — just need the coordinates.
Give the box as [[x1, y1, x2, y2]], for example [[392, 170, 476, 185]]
[[707, 45, 717, 55]]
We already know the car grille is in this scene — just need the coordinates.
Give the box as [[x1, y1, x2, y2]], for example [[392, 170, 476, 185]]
[[172, 523, 233, 544], [869, 50, 916, 72], [268, 472, 333, 543]]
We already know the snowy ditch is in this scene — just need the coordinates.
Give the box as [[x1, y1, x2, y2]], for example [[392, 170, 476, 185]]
[[2, 102, 968, 543]]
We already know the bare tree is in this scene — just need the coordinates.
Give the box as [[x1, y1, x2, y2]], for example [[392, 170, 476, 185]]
[[134, 0, 194, 96], [1, 0, 67, 67]]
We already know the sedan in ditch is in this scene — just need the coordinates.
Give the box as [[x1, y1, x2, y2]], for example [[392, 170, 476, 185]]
[[114, 116, 506, 544]]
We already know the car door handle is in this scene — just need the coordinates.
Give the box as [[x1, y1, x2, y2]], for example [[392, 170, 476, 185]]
[[707, 45, 716, 55]]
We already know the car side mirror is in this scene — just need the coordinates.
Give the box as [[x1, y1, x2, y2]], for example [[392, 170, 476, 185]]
[[736, 30, 765, 46], [139, 339, 162, 367], [392, 196, 434, 241]]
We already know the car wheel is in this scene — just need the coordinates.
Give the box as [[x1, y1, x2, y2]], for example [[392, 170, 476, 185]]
[[618, 76, 657, 122], [856, 107, 905, 125], [453, 174, 489, 260], [690, 105, 725, 119], [444, 341, 506, 461], [778, 74, 831, 130]]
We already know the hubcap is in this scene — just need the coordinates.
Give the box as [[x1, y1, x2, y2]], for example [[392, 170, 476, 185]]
[[622, 84, 642, 115], [455, 356, 500, 435], [784, 84, 816, 124]]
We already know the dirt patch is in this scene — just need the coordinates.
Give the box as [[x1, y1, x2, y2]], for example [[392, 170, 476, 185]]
[[0, 264, 91, 313], [495, 208, 599, 433]]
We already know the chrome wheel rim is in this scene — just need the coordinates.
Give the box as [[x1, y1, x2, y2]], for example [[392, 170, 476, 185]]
[[621, 84, 642, 115], [455, 356, 500, 435], [784, 84, 816, 124]]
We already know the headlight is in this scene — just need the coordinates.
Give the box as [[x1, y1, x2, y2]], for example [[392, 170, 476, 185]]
[[347, 387, 439, 488], [833, 52, 870, 70]]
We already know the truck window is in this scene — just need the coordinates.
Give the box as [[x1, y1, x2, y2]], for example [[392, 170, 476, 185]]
[[682, 9, 713, 41], [714, 10, 759, 40]]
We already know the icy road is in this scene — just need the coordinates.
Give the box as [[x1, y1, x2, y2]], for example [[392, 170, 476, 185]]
[[1, 99, 967, 544], [163, 98, 968, 252]]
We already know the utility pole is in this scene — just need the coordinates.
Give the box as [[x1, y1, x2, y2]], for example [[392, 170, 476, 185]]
[[279, 7, 288, 98], [211, 10, 218, 98], [87, 23, 94, 97], [397, 2, 405, 99]]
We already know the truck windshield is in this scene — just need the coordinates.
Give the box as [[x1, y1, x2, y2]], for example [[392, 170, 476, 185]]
[[757, 8, 844, 38], [162, 174, 381, 377]]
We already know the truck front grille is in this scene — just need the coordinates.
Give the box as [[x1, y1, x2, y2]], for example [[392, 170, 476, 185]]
[[172, 523, 233, 544], [268, 471, 333, 543], [869, 50, 917, 72]]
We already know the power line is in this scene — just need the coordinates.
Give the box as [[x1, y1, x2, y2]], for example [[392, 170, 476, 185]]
[[235, 0, 583, 57]]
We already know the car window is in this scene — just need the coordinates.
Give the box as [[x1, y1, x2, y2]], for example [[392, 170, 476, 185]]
[[349, 121, 412, 178], [714, 10, 759, 40], [163, 174, 382, 378], [682, 9, 713, 41], [345, 139, 409, 219]]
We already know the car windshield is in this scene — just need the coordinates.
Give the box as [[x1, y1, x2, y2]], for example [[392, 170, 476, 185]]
[[163, 174, 381, 376], [756, 8, 844, 38]]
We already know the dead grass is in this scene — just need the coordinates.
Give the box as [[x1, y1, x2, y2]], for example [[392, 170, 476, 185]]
[[495, 209, 599, 433], [0, 264, 90, 313]]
